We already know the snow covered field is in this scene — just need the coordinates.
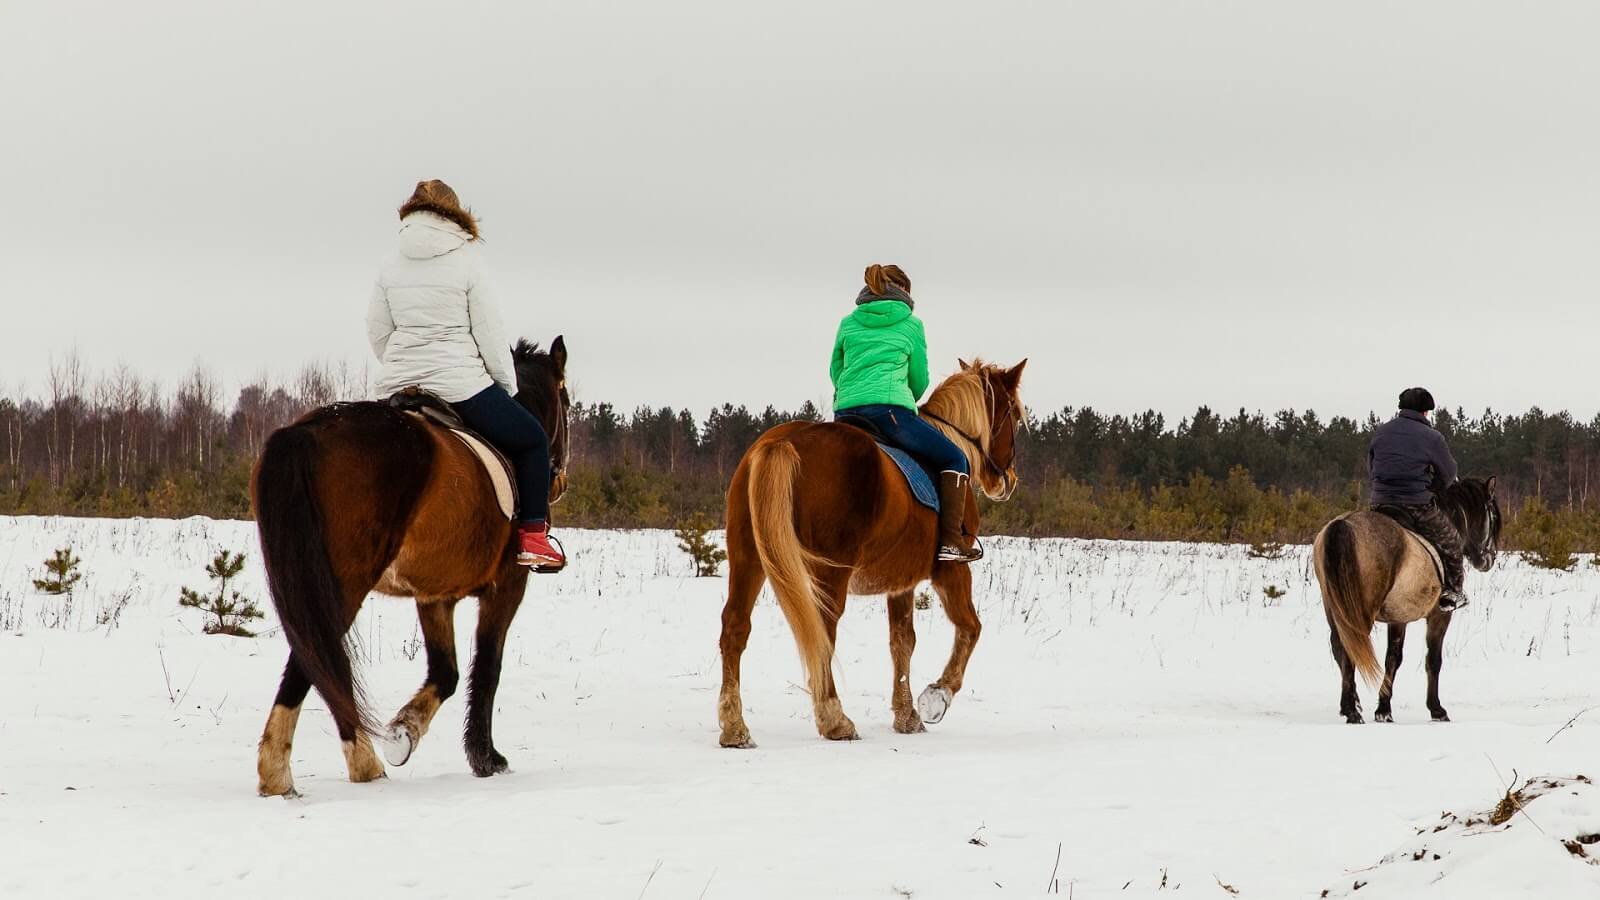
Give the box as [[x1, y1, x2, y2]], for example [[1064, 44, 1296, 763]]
[[0, 516, 1595, 899]]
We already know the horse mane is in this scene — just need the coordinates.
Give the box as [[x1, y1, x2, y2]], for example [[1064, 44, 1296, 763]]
[[920, 360, 1019, 475], [1438, 477, 1501, 546]]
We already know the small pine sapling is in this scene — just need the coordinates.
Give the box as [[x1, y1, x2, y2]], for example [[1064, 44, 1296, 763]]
[[33, 547, 83, 595], [1247, 539, 1287, 560], [915, 589, 934, 611], [675, 513, 728, 577], [1262, 584, 1288, 603], [179, 549, 265, 636]]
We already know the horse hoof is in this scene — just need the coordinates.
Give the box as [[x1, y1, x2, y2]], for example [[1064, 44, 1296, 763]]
[[380, 726, 415, 767], [1432, 712, 1451, 723], [719, 727, 756, 749], [1375, 712, 1393, 724], [720, 738, 757, 750], [1344, 714, 1365, 725], [469, 749, 511, 777], [917, 685, 953, 725], [894, 716, 927, 735]]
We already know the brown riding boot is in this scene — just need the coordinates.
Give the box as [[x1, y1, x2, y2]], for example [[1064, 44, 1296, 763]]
[[935, 471, 982, 563]]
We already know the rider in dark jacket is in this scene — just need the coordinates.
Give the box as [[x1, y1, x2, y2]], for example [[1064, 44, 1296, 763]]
[[1368, 387, 1465, 611]]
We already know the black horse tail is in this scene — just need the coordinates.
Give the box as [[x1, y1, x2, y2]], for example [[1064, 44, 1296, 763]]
[[1321, 518, 1381, 688], [254, 424, 373, 735]]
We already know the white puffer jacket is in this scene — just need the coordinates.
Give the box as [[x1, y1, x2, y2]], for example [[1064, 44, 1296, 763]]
[[366, 212, 517, 403]]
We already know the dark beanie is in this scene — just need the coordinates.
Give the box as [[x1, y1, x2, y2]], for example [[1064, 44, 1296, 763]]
[[1398, 387, 1435, 413]]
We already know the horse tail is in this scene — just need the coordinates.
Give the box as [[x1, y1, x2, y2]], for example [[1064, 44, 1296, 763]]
[[1320, 517, 1381, 688], [253, 424, 372, 735], [745, 438, 834, 699]]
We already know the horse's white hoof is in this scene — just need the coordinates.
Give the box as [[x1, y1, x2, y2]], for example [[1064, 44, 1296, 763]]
[[380, 726, 414, 767], [917, 685, 953, 725]]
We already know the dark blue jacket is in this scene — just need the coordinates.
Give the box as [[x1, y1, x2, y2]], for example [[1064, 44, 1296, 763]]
[[1368, 410, 1458, 505]]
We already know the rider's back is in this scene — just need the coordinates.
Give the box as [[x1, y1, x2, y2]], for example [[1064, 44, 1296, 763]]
[[1368, 411, 1456, 506], [830, 301, 928, 412], [368, 212, 515, 403]]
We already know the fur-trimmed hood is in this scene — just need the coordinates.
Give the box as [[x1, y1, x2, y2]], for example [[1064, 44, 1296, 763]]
[[398, 196, 480, 240], [397, 211, 473, 260]]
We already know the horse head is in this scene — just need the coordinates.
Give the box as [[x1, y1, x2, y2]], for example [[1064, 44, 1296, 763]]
[[1444, 476, 1501, 572], [924, 358, 1028, 501], [513, 335, 572, 504]]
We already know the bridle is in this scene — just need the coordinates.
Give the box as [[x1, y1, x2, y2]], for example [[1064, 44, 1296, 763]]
[[920, 381, 1018, 488]]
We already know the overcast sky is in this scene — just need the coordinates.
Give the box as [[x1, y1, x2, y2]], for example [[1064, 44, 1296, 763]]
[[3, 1, 1596, 424]]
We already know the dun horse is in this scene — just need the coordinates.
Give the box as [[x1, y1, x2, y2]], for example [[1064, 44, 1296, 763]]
[[252, 337, 570, 796], [1312, 477, 1501, 724], [718, 359, 1027, 747]]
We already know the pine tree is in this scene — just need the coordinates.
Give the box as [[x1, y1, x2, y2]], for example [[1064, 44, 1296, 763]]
[[179, 549, 265, 636], [32, 547, 82, 595], [675, 513, 728, 577]]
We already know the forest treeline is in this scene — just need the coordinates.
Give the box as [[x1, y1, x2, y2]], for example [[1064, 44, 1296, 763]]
[[3, 356, 1599, 554]]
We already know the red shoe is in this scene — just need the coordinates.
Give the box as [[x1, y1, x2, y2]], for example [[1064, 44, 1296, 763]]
[[517, 522, 566, 570]]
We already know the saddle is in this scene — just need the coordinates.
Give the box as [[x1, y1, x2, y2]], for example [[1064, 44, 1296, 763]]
[[1370, 504, 1445, 584], [388, 387, 518, 520], [833, 415, 940, 512]]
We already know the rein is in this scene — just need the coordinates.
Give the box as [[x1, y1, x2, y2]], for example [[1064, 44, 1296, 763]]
[[921, 401, 1011, 483]]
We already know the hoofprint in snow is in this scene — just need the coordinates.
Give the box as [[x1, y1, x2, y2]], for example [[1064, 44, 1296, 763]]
[[0, 516, 1595, 899]]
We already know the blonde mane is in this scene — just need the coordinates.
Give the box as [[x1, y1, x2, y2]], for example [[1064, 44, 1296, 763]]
[[920, 359, 1022, 478]]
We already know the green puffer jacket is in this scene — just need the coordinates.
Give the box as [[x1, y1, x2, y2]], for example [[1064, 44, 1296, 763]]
[[829, 300, 930, 412]]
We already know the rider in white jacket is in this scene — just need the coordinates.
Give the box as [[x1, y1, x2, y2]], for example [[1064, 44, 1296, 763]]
[[365, 180, 564, 569]]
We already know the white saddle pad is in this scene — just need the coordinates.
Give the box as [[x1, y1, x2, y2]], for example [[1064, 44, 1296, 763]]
[[448, 429, 516, 520]]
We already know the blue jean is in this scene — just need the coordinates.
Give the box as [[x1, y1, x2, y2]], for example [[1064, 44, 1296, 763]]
[[454, 385, 551, 524], [835, 404, 969, 475]]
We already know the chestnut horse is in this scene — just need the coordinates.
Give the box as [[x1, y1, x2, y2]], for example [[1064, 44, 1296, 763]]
[[252, 337, 570, 797], [718, 359, 1027, 747], [1313, 477, 1500, 724]]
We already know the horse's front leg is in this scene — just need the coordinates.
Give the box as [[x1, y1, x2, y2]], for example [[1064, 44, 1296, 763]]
[[886, 589, 924, 734], [921, 564, 980, 725], [380, 598, 460, 766], [465, 566, 529, 776], [1425, 608, 1452, 722]]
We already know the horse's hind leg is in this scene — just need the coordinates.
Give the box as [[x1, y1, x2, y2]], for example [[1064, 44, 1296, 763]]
[[718, 546, 764, 749], [1374, 624, 1406, 723], [810, 567, 858, 742], [381, 598, 460, 766], [464, 566, 530, 777], [258, 655, 312, 796], [921, 564, 981, 725], [1424, 609, 1452, 722], [1329, 625, 1363, 724], [887, 590, 924, 734]]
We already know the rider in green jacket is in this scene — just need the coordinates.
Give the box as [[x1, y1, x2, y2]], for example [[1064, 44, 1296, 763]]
[[831, 264, 980, 563]]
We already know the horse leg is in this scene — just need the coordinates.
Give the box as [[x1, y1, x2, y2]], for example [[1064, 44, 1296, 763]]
[[1373, 624, 1405, 723], [1425, 609, 1452, 722], [921, 564, 980, 725], [464, 566, 530, 776], [380, 598, 460, 766], [887, 589, 925, 734], [257, 655, 312, 797], [1329, 625, 1363, 724], [811, 567, 858, 741], [717, 547, 764, 749]]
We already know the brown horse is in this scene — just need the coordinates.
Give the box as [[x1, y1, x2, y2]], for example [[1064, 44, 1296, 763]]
[[717, 359, 1027, 747], [1312, 477, 1501, 725], [252, 337, 570, 797]]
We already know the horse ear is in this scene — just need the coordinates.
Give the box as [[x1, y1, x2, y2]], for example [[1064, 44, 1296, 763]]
[[1004, 358, 1028, 385], [1485, 475, 1496, 494], [958, 358, 971, 371], [551, 335, 567, 374]]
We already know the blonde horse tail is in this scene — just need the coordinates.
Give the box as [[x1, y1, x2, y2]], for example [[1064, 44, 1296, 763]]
[[1320, 517, 1382, 688], [746, 438, 834, 700]]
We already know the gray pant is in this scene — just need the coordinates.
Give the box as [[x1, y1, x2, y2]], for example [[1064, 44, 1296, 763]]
[[1376, 501, 1465, 594]]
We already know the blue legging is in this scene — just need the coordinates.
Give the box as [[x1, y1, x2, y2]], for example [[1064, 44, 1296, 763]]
[[454, 384, 551, 525], [835, 404, 969, 475]]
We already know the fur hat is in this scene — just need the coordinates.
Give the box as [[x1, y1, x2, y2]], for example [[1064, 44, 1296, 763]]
[[1398, 387, 1436, 413]]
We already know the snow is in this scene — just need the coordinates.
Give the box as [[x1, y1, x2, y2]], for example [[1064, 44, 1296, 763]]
[[0, 516, 1595, 899]]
